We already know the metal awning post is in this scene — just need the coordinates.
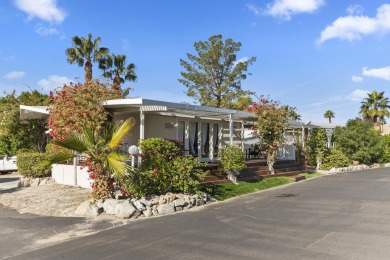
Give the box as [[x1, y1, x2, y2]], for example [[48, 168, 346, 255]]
[[229, 114, 234, 145]]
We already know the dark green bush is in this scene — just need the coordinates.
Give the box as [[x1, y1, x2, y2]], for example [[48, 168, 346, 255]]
[[16, 151, 51, 177], [320, 149, 350, 170], [218, 145, 246, 172], [117, 138, 207, 197]]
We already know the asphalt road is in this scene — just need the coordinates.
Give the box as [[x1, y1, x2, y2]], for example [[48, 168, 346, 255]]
[[4, 168, 390, 259]]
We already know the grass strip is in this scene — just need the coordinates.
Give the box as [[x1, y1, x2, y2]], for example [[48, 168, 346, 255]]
[[207, 177, 293, 201]]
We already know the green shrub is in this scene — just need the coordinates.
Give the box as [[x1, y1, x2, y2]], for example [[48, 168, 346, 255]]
[[117, 138, 207, 197], [218, 145, 246, 172], [16, 151, 51, 177], [320, 149, 350, 170]]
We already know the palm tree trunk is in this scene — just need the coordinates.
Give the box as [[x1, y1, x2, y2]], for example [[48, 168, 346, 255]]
[[84, 60, 93, 83]]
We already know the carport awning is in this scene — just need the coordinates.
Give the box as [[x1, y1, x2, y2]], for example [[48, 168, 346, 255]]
[[103, 98, 257, 121], [20, 105, 49, 121]]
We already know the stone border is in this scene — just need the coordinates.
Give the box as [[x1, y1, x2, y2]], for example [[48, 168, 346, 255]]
[[75, 193, 214, 219], [18, 176, 54, 188], [317, 163, 390, 175]]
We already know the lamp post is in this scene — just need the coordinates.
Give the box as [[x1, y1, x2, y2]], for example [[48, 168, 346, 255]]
[[128, 145, 139, 169]]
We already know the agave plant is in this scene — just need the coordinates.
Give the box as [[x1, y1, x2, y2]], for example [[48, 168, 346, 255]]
[[46, 118, 134, 200]]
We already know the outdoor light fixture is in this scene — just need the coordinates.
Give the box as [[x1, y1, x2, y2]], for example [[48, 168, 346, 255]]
[[128, 145, 139, 169]]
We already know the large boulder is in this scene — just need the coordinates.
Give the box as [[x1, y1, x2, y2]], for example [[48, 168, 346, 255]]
[[115, 201, 138, 219], [103, 199, 119, 215], [157, 204, 175, 215], [75, 201, 101, 217]]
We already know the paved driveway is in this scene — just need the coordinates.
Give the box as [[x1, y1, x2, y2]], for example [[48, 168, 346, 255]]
[[4, 168, 390, 259]]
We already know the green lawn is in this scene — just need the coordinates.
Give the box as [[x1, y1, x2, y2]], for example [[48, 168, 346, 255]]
[[206, 177, 293, 201], [299, 172, 322, 179]]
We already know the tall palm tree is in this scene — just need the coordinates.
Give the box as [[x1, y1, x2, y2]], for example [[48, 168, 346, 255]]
[[324, 110, 335, 124], [360, 91, 390, 127], [46, 118, 134, 200], [99, 54, 137, 93], [66, 33, 109, 83]]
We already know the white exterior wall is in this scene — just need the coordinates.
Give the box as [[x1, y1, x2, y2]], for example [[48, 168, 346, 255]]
[[51, 164, 92, 189], [221, 121, 242, 147], [145, 114, 177, 139]]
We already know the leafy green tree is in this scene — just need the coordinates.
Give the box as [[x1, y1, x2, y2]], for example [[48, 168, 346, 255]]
[[179, 34, 256, 108], [324, 110, 335, 123], [359, 91, 390, 127], [282, 105, 301, 121], [230, 95, 253, 111], [248, 96, 289, 174], [46, 118, 134, 200], [0, 90, 49, 155], [65, 33, 109, 83], [48, 81, 122, 139], [99, 53, 137, 95], [334, 118, 382, 165], [380, 134, 390, 163], [307, 129, 329, 169]]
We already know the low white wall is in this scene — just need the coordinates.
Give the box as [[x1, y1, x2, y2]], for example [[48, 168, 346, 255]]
[[51, 164, 92, 189]]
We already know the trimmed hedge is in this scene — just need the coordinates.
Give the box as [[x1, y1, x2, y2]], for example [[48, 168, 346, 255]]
[[16, 151, 51, 177]]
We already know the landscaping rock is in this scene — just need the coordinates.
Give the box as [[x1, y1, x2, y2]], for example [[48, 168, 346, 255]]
[[75, 201, 101, 217], [39, 178, 48, 186], [115, 201, 138, 219], [96, 199, 104, 209], [103, 199, 119, 215], [157, 204, 175, 215], [30, 178, 40, 187], [143, 207, 153, 217], [139, 198, 152, 207], [133, 200, 146, 211], [173, 198, 187, 207]]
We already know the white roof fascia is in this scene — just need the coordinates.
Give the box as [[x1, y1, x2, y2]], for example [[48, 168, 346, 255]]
[[20, 105, 49, 114]]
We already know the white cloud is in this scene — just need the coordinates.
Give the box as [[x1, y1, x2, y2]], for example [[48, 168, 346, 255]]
[[346, 4, 364, 16], [234, 57, 250, 67], [247, 3, 261, 16], [264, 0, 325, 20], [14, 0, 66, 24], [347, 89, 369, 101], [317, 4, 390, 44], [35, 23, 58, 36], [362, 66, 390, 80], [4, 71, 25, 80], [351, 75, 363, 83], [38, 75, 72, 90]]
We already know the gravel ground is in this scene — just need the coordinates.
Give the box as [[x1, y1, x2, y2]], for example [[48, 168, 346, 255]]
[[0, 182, 92, 217]]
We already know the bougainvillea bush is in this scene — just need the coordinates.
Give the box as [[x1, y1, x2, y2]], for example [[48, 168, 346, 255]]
[[117, 138, 207, 197], [48, 80, 122, 139], [247, 96, 290, 174]]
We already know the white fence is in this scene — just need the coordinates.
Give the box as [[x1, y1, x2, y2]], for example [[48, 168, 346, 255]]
[[51, 164, 92, 189]]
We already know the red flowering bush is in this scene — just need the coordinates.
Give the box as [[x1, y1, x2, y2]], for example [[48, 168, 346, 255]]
[[48, 80, 122, 139], [248, 96, 290, 174]]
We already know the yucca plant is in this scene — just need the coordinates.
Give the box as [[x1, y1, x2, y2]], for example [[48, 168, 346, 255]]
[[45, 118, 134, 200]]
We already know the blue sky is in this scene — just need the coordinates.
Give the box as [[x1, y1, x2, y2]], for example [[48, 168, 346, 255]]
[[2, 0, 390, 125]]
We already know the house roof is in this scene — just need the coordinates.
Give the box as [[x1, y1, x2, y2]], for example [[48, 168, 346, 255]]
[[103, 98, 256, 121], [20, 98, 256, 122], [20, 98, 339, 128]]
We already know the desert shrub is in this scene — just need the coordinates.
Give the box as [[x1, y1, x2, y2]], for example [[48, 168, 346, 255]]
[[117, 138, 207, 197], [218, 145, 246, 172], [16, 151, 51, 177], [380, 135, 390, 163], [320, 149, 350, 170]]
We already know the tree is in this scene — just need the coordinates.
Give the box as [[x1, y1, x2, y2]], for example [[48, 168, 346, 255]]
[[65, 33, 109, 83], [359, 91, 390, 127], [324, 110, 335, 124], [230, 95, 253, 111], [282, 105, 301, 121], [99, 53, 137, 95], [307, 129, 328, 169], [0, 90, 49, 154], [46, 118, 134, 200], [48, 80, 122, 139], [179, 34, 256, 108], [334, 118, 382, 165], [248, 96, 289, 174]]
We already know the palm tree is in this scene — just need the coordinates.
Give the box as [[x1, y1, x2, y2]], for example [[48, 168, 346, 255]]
[[99, 54, 137, 93], [324, 110, 335, 124], [360, 91, 390, 127], [66, 33, 109, 83], [46, 118, 134, 200]]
